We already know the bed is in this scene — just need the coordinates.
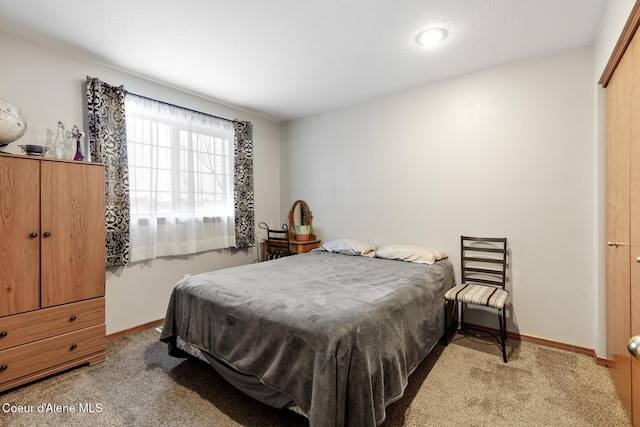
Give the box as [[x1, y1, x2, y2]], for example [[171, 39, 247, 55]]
[[160, 244, 455, 426]]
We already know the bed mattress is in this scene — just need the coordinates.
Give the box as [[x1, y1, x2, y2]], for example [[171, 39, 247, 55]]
[[161, 251, 455, 426]]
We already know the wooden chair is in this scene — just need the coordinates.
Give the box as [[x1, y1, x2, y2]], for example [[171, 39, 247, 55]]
[[444, 236, 509, 362], [258, 222, 293, 260]]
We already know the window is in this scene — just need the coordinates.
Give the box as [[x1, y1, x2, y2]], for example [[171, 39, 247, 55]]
[[125, 94, 235, 262]]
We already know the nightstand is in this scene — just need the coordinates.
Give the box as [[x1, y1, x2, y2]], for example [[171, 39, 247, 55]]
[[289, 238, 321, 254], [261, 238, 321, 261]]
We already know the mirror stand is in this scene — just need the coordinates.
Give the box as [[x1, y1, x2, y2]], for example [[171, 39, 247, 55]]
[[287, 199, 320, 253]]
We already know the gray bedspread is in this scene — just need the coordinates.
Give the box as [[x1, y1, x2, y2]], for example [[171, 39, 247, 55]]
[[160, 251, 455, 426]]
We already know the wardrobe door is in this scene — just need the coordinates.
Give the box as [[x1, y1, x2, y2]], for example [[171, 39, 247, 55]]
[[0, 156, 40, 317], [40, 161, 105, 308]]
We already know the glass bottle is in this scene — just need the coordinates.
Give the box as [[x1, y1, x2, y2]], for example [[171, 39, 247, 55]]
[[53, 121, 66, 160]]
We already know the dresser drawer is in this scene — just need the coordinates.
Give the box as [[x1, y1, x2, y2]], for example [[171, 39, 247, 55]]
[[0, 324, 105, 386], [0, 298, 104, 351]]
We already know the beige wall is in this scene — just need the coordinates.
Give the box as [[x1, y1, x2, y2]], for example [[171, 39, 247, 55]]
[[0, 32, 283, 334], [282, 46, 597, 350]]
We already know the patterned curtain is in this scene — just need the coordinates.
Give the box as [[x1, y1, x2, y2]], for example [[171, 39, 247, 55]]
[[233, 120, 255, 248], [86, 76, 131, 267]]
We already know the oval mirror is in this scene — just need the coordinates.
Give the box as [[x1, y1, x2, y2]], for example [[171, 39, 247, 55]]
[[288, 200, 314, 239], [293, 201, 307, 226]]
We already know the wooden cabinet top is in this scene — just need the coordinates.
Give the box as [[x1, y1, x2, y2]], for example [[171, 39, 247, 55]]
[[0, 151, 104, 166]]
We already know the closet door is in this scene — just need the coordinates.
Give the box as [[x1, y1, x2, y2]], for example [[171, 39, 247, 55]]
[[606, 42, 632, 419], [628, 26, 640, 425], [607, 20, 640, 424]]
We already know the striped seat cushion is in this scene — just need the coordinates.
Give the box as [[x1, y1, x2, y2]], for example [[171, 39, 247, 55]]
[[444, 283, 508, 309]]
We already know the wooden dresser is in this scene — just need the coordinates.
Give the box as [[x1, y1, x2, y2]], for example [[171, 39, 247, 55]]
[[0, 153, 106, 392]]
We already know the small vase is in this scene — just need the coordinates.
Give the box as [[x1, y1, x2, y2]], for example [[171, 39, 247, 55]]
[[73, 138, 84, 161], [69, 125, 85, 161]]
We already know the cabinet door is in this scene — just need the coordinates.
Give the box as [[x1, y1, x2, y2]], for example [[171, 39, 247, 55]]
[[40, 161, 105, 307], [0, 157, 40, 317]]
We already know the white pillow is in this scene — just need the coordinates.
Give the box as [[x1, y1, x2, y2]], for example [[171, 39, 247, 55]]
[[318, 238, 378, 256], [375, 244, 447, 265]]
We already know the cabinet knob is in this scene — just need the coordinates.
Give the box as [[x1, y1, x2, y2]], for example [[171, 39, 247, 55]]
[[29, 232, 38, 238], [69, 315, 77, 322], [0, 331, 7, 338], [70, 344, 77, 351], [43, 232, 51, 237], [0, 365, 7, 371]]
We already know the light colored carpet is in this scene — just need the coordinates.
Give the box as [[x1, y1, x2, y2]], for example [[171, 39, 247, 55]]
[[0, 328, 631, 426]]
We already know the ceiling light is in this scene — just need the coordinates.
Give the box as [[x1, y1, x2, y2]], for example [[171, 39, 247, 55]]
[[415, 28, 447, 47]]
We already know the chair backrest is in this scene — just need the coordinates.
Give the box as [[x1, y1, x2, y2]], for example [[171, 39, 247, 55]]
[[461, 236, 507, 290], [267, 226, 290, 251], [258, 222, 292, 260]]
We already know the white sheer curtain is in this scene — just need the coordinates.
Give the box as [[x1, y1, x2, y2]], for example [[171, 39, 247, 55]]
[[125, 94, 235, 262]]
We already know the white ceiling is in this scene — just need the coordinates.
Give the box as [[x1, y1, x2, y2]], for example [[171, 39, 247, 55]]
[[0, 0, 608, 122]]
